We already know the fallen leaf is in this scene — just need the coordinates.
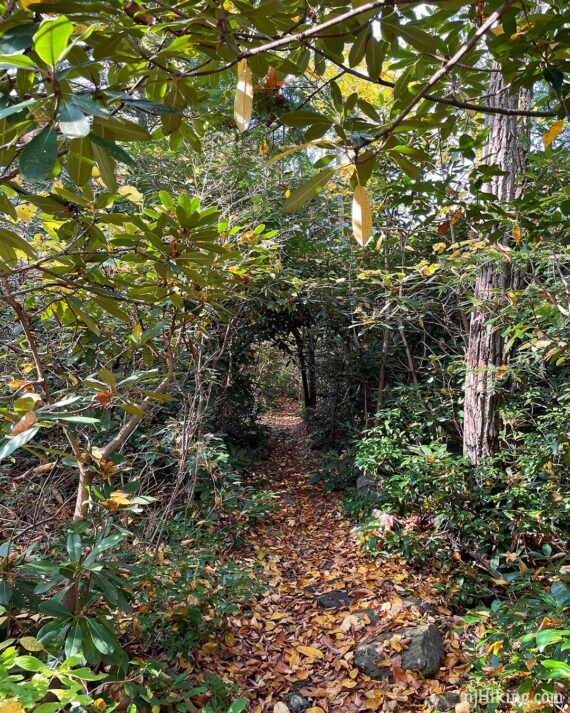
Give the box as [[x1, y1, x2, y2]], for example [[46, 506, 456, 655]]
[[11, 410, 37, 436], [297, 645, 324, 659]]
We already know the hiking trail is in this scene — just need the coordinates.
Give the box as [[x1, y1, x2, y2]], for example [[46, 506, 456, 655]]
[[193, 404, 469, 712]]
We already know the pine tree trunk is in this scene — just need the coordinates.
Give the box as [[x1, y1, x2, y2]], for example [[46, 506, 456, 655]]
[[463, 65, 530, 464]]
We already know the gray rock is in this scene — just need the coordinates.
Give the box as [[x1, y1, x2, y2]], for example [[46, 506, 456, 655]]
[[316, 589, 350, 609], [428, 692, 461, 711], [307, 471, 322, 484], [286, 692, 311, 712], [354, 624, 444, 680], [402, 597, 435, 616], [354, 608, 380, 625], [356, 473, 383, 498]]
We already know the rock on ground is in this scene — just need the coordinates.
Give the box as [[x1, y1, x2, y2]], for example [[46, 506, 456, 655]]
[[354, 624, 444, 679], [286, 691, 311, 712], [316, 589, 350, 609], [356, 473, 383, 498], [428, 692, 461, 711]]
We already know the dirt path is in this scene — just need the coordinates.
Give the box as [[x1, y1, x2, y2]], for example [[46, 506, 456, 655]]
[[195, 406, 469, 712]]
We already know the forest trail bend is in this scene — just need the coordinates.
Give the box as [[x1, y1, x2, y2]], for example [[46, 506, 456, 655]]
[[194, 406, 468, 712]]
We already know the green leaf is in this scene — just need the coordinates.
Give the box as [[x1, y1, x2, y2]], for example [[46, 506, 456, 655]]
[[383, 17, 438, 53], [280, 111, 332, 128], [66, 533, 82, 562], [365, 37, 386, 80], [0, 98, 36, 120], [20, 128, 58, 181], [227, 700, 248, 713], [0, 54, 36, 69], [0, 426, 40, 460], [542, 659, 570, 679], [67, 136, 94, 186], [119, 97, 181, 115], [536, 629, 570, 650], [0, 227, 36, 258], [348, 26, 369, 68], [86, 617, 115, 655], [0, 23, 37, 54], [33, 15, 73, 66], [14, 655, 44, 672], [64, 622, 83, 658], [283, 168, 335, 213], [59, 101, 90, 138], [90, 133, 134, 166], [39, 599, 73, 619]]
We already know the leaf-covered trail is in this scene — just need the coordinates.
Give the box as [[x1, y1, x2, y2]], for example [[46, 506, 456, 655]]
[[194, 405, 470, 712]]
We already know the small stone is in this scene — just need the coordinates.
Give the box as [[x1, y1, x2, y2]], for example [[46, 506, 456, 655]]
[[428, 692, 461, 711], [354, 624, 444, 679], [286, 691, 311, 712], [316, 589, 350, 609], [307, 472, 322, 485]]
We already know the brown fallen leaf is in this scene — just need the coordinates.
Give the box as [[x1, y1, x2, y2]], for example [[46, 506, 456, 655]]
[[11, 410, 37, 436]]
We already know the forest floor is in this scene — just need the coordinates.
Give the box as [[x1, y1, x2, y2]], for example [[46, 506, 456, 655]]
[[193, 403, 472, 712]]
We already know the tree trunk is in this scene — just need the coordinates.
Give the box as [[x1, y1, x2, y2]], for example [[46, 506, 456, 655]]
[[463, 65, 530, 464], [306, 329, 317, 408], [375, 327, 390, 418], [292, 327, 311, 408]]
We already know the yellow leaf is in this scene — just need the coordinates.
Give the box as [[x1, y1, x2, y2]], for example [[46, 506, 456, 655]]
[[0, 704, 24, 713], [432, 242, 446, 254], [19, 636, 44, 652], [94, 700, 107, 711], [513, 221, 522, 245], [273, 704, 289, 713], [352, 184, 373, 246], [259, 138, 269, 156], [234, 59, 253, 133], [118, 185, 143, 202], [306, 708, 325, 713], [543, 120, 564, 149], [488, 639, 503, 656], [224, 632, 235, 646], [201, 641, 218, 654], [297, 645, 324, 659], [20, 0, 55, 8], [15, 203, 37, 223], [342, 678, 357, 688]]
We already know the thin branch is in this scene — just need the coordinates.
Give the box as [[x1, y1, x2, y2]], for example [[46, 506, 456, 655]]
[[365, 0, 519, 145]]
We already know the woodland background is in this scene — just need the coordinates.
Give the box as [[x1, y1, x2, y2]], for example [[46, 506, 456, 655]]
[[0, 0, 568, 711]]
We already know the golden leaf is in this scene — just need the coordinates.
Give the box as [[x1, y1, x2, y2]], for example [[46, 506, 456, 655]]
[[0, 704, 24, 713], [20, 0, 55, 8], [118, 185, 143, 202], [234, 59, 253, 133], [513, 222, 522, 245], [543, 120, 564, 149], [352, 184, 372, 246], [297, 645, 324, 659]]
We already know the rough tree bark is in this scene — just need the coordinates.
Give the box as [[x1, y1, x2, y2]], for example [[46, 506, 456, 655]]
[[463, 65, 530, 464]]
